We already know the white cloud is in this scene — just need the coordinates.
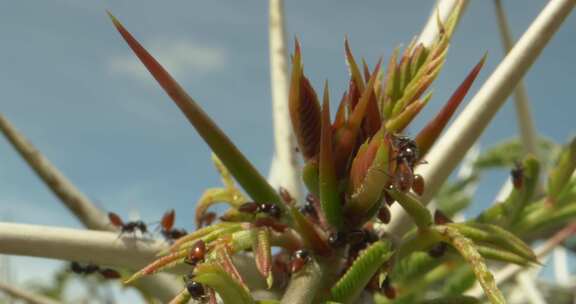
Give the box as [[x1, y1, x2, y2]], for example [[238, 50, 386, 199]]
[[107, 38, 227, 83]]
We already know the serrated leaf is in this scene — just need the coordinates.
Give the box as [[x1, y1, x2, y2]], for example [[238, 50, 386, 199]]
[[347, 132, 391, 221], [107, 13, 281, 207], [415, 54, 486, 157], [319, 82, 344, 230], [330, 240, 393, 304], [548, 137, 576, 204], [476, 245, 531, 266], [450, 223, 536, 263], [333, 61, 382, 175], [289, 40, 322, 161], [252, 227, 273, 288], [194, 264, 255, 304], [124, 250, 187, 284], [434, 225, 505, 304], [215, 245, 248, 291]]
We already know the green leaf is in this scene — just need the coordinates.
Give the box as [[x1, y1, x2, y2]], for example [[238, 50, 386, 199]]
[[252, 227, 273, 288], [330, 240, 393, 304], [548, 137, 576, 204], [194, 264, 255, 304], [450, 223, 536, 263], [434, 226, 505, 304], [107, 13, 281, 207], [289, 39, 322, 161], [347, 131, 391, 221], [319, 81, 344, 230]]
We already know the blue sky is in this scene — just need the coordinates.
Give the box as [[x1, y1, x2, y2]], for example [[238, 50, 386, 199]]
[[1, 0, 575, 301]]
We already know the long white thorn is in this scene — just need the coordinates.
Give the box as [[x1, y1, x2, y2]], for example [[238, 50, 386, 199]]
[[389, 0, 576, 235], [267, 0, 302, 202], [494, 0, 540, 157]]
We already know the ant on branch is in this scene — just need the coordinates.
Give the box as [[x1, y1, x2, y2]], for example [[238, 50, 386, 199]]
[[159, 209, 188, 243], [290, 249, 311, 273], [183, 273, 209, 302], [238, 202, 282, 219], [511, 161, 524, 189], [108, 212, 147, 237], [70, 261, 120, 279], [390, 135, 426, 195]]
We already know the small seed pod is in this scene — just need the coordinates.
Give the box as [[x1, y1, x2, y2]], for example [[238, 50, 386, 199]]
[[412, 174, 425, 196], [377, 206, 391, 224], [238, 202, 259, 214], [383, 190, 396, 206], [290, 249, 311, 273], [186, 240, 206, 266]]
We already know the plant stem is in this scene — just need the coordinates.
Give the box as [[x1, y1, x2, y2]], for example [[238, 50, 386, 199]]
[[280, 260, 324, 304], [268, 0, 302, 203], [389, 0, 576, 235], [0, 114, 109, 231], [0, 281, 61, 304], [0, 222, 183, 301]]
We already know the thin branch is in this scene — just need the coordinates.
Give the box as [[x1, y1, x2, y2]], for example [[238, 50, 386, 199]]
[[466, 222, 576, 298], [417, 0, 470, 47], [494, 0, 539, 157], [0, 114, 110, 231], [267, 0, 302, 202], [0, 281, 61, 304], [0, 223, 182, 302], [0, 222, 167, 271], [0, 114, 181, 301], [388, 0, 576, 235]]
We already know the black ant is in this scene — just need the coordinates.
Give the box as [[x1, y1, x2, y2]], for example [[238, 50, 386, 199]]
[[70, 262, 120, 279], [238, 202, 281, 219], [511, 161, 524, 189], [160, 209, 188, 242], [327, 230, 371, 248], [290, 249, 311, 273], [300, 194, 319, 219], [108, 212, 147, 237], [391, 135, 425, 195], [183, 274, 208, 302]]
